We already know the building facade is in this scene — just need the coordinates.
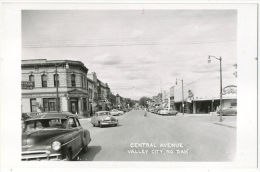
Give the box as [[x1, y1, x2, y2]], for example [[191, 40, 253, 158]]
[[22, 59, 90, 116], [174, 76, 237, 114]]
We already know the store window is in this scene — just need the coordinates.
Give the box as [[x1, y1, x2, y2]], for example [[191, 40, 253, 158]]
[[43, 98, 57, 112], [29, 75, 35, 88], [41, 74, 47, 88], [71, 74, 76, 87], [30, 98, 37, 112], [54, 74, 59, 87]]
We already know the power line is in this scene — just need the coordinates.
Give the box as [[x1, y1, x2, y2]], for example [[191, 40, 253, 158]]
[[23, 40, 236, 48]]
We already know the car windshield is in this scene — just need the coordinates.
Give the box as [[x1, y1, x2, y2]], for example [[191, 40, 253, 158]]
[[24, 118, 67, 132], [97, 112, 110, 116], [111, 109, 117, 112]]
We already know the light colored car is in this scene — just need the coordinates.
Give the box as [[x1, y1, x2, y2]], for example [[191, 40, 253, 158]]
[[158, 109, 169, 115], [91, 111, 118, 127], [110, 109, 124, 116]]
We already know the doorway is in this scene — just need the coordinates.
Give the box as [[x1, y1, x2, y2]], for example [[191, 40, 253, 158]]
[[70, 99, 78, 114]]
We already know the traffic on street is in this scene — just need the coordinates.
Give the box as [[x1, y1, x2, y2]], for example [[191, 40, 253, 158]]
[[78, 109, 236, 161]]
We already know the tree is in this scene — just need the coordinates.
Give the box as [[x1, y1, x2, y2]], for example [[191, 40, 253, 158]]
[[139, 96, 151, 108]]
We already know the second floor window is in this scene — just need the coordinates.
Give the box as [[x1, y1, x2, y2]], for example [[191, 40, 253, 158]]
[[81, 75, 84, 88], [54, 74, 59, 87], [71, 74, 76, 87], [29, 75, 35, 88], [41, 74, 47, 88]]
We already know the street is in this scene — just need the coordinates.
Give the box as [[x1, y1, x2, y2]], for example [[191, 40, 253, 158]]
[[79, 110, 236, 161]]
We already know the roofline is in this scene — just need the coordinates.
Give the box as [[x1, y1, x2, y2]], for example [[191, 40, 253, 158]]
[[22, 59, 88, 73]]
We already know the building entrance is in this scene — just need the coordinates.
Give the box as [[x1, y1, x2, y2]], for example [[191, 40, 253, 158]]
[[70, 98, 78, 114]]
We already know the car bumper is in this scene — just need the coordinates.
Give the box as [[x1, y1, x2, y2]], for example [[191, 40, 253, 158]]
[[100, 121, 118, 125], [22, 150, 62, 161]]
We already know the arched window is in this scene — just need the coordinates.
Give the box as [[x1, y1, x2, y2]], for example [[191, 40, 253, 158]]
[[71, 74, 76, 87], [41, 74, 47, 88], [54, 74, 59, 87], [29, 75, 35, 88]]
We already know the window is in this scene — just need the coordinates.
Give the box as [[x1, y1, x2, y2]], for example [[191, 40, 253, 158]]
[[29, 75, 35, 88], [41, 74, 47, 87], [30, 98, 37, 112], [81, 75, 84, 88], [54, 74, 59, 87], [68, 118, 77, 128], [83, 98, 87, 111], [71, 74, 76, 87], [43, 98, 58, 112]]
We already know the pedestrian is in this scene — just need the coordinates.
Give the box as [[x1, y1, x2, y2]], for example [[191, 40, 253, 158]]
[[144, 108, 147, 117]]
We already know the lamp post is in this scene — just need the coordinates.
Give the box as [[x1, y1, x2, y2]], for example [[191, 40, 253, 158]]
[[55, 64, 59, 112], [208, 55, 223, 122], [176, 78, 184, 115], [55, 63, 69, 112]]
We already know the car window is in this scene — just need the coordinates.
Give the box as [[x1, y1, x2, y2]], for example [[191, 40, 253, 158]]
[[75, 118, 81, 127], [68, 118, 77, 128]]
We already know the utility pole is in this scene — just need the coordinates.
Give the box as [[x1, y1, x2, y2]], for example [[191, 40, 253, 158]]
[[176, 78, 184, 115], [208, 55, 223, 122], [55, 64, 59, 112]]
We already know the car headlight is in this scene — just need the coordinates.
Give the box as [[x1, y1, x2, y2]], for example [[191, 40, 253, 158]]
[[52, 141, 61, 151]]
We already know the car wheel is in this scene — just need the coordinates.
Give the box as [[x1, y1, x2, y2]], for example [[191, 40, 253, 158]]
[[65, 149, 73, 161]]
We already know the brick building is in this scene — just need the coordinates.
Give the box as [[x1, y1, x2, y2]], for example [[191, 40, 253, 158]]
[[21, 59, 90, 117]]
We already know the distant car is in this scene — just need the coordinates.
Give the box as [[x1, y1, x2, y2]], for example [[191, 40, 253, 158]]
[[217, 107, 237, 116], [91, 111, 118, 127], [158, 109, 169, 115], [168, 109, 178, 116], [110, 109, 124, 116], [22, 112, 91, 161]]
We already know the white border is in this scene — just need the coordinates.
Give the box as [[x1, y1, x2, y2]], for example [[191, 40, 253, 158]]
[[0, 1, 258, 172]]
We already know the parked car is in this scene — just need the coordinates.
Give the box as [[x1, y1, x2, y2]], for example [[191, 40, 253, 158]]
[[158, 108, 169, 115], [168, 109, 178, 116], [110, 109, 124, 116], [91, 111, 118, 127], [22, 112, 91, 161], [217, 106, 237, 116]]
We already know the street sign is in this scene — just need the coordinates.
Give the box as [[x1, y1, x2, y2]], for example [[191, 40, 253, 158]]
[[22, 81, 34, 89]]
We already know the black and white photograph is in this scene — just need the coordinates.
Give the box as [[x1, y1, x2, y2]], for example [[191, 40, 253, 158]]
[[0, 1, 258, 172], [21, 9, 237, 161]]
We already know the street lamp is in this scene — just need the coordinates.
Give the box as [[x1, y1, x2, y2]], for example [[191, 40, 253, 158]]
[[176, 78, 184, 115], [208, 55, 223, 122], [55, 63, 69, 112]]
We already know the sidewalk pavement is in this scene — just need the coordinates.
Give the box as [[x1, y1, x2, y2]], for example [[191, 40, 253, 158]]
[[176, 113, 237, 128]]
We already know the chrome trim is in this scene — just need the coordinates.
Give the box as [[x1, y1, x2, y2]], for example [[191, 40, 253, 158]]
[[22, 150, 62, 161], [61, 135, 80, 146]]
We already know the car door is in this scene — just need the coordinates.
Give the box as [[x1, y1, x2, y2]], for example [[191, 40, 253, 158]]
[[67, 117, 81, 158]]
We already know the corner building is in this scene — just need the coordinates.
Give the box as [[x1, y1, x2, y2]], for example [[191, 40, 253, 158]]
[[22, 59, 90, 117]]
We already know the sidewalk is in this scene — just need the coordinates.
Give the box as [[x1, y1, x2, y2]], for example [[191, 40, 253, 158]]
[[176, 113, 237, 128]]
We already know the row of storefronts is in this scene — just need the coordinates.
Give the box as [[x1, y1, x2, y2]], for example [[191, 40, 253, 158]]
[[21, 59, 111, 117]]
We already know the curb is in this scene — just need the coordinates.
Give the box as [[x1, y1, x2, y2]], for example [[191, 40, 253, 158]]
[[213, 122, 236, 129]]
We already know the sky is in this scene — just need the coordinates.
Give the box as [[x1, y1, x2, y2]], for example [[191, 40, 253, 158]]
[[22, 10, 237, 100]]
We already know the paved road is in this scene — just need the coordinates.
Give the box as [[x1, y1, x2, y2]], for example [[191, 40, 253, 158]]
[[79, 110, 236, 161]]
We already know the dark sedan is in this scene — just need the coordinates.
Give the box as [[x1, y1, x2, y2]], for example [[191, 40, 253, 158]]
[[22, 112, 91, 161]]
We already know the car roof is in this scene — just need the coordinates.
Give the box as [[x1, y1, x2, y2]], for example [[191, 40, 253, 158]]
[[25, 112, 77, 121], [96, 111, 109, 113]]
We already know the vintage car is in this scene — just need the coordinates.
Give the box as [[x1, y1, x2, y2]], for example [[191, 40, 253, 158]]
[[91, 111, 118, 127], [217, 106, 237, 116], [110, 109, 124, 116], [158, 108, 169, 115], [22, 112, 91, 161], [168, 109, 178, 116]]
